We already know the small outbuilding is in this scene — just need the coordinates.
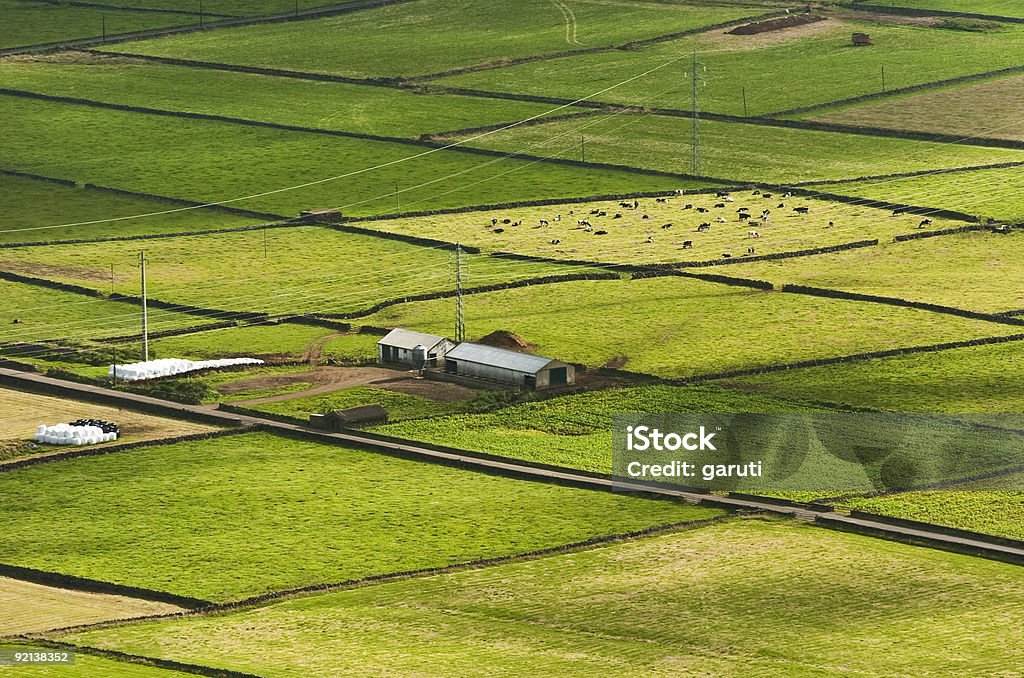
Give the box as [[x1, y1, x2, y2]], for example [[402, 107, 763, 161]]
[[378, 328, 455, 367], [852, 32, 872, 46], [442, 342, 574, 390], [310, 405, 388, 431]]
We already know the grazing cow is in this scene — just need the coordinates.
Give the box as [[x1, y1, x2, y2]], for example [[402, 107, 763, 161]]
[[645, 236, 654, 243], [682, 240, 693, 249], [595, 230, 607, 235], [493, 228, 505, 233], [620, 202, 631, 208], [513, 221, 521, 227], [752, 190, 761, 196], [919, 218, 933, 228], [763, 193, 773, 199], [642, 214, 649, 220], [892, 209, 906, 217], [656, 197, 668, 203], [590, 209, 600, 215], [722, 253, 733, 258], [501, 218, 512, 224], [550, 239, 561, 244], [748, 230, 760, 238], [777, 203, 785, 209], [995, 225, 1011, 234], [696, 207, 709, 213], [697, 223, 711, 232], [715, 216, 725, 223], [661, 223, 673, 229], [739, 213, 751, 221], [633, 200, 639, 209], [826, 221, 835, 228], [716, 191, 730, 198], [747, 247, 756, 254], [724, 196, 735, 203], [491, 218, 498, 226], [714, 202, 726, 208], [12, 318, 20, 324], [584, 226, 594, 233], [683, 204, 694, 210], [737, 207, 749, 213], [761, 209, 771, 217], [794, 206, 810, 214], [613, 213, 622, 219], [782, 192, 793, 198], [539, 219, 549, 226], [555, 215, 561, 221]]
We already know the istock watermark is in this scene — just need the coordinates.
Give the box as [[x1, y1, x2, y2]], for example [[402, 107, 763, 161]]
[[612, 413, 1024, 494]]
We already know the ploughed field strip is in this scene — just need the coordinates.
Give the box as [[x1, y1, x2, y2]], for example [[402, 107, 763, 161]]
[[437, 15, 1024, 116], [359, 192, 967, 265], [342, 275, 1020, 378], [53, 520, 1024, 677], [734, 229, 1024, 314], [0, 53, 582, 139], [0, 431, 721, 602], [0, 576, 183, 636], [101, 0, 770, 79], [0, 226, 597, 317]]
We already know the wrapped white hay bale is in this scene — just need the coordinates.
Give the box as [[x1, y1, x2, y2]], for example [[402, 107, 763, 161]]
[[109, 357, 265, 382], [36, 420, 120, 447]]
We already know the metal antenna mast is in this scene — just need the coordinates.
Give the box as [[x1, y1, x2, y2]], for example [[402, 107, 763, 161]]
[[691, 52, 705, 176], [139, 250, 149, 361], [455, 243, 465, 343]]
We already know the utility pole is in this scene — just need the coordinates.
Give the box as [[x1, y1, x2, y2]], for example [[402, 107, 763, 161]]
[[110, 263, 115, 295], [139, 251, 149, 362], [741, 86, 747, 117], [454, 243, 465, 343], [395, 181, 401, 212], [263, 225, 268, 259], [691, 52, 705, 176], [580, 135, 586, 163]]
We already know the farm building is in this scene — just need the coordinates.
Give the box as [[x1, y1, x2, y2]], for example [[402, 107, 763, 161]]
[[378, 328, 455, 367], [442, 343, 574, 390], [852, 32, 872, 46]]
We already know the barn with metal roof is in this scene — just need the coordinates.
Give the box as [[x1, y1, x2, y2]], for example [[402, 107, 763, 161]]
[[442, 342, 574, 390], [378, 329, 455, 368]]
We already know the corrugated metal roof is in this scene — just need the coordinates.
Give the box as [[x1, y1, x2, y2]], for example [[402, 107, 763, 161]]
[[446, 342, 555, 374], [378, 328, 448, 350]]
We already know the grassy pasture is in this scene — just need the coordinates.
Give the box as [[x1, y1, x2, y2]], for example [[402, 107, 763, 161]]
[[0, 647, 179, 676], [0, 387, 218, 460], [147, 324, 378, 362], [103, 0, 357, 16], [805, 165, 1024, 222], [349, 276, 1018, 377], [843, 490, 1024, 541], [59, 519, 1024, 677], [0, 172, 257, 244], [362, 193, 965, 264], [0, 94, 696, 217], [0, 576, 182, 636], [718, 338, 1024, 416], [0, 0, 193, 50], [253, 385, 478, 421], [808, 73, 1024, 141], [454, 112, 1024, 183], [0, 431, 721, 601], [0, 226, 592, 316], [734, 230, 1024, 313], [440, 16, 1024, 116], [853, 0, 1024, 19], [0, 55, 577, 138], [111, 0, 768, 78]]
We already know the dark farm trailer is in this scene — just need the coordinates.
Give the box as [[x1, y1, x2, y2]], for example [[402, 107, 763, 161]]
[[378, 328, 455, 368], [443, 343, 574, 390]]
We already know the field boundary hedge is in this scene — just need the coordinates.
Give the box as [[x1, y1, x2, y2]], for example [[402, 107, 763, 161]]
[[780, 283, 1024, 326], [92, 320, 240, 344], [789, 160, 1024, 189], [0, 427, 252, 473], [836, 2, 1024, 24], [422, 109, 605, 141]]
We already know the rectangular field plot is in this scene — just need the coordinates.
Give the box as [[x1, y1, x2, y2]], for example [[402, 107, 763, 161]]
[[103, 0, 356, 16], [110, 0, 768, 79], [0, 55, 577, 138], [0, 388, 219, 460], [454, 113, 1024, 183], [734, 230, 1024, 313], [0, 227, 594, 316], [868, 0, 1024, 19], [808, 73, 1024, 141], [58, 519, 1024, 677], [350, 276, 1019, 378], [439, 16, 1024, 116], [804, 165, 1024, 222], [0, 576, 182, 636], [0, 172, 258, 244], [0, 95, 694, 217], [0, 646, 180, 676], [361, 193, 967, 265], [148, 324, 378, 362], [844, 489, 1024, 542], [0, 431, 721, 602]]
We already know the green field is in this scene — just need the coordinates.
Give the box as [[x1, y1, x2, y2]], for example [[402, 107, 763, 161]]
[[808, 73, 1024, 142], [0, 647, 180, 677], [348, 276, 1018, 377], [440, 16, 1024, 115], [104, 0, 355, 16], [0, 172, 258, 244], [734, 230, 1024, 313], [719, 338, 1024, 415], [0, 54, 577, 138], [849, 0, 1024, 19], [57, 519, 1024, 677], [0, 431, 720, 601], [0, 226, 591, 316], [111, 0, 769, 78], [844, 490, 1024, 540], [361, 193, 966, 264], [0, 94, 697, 217], [808, 165, 1024, 222], [148, 324, 378, 362], [454, 112, 1024, 183], [0, 0, 194, 49], [253, 385, 479, 421]]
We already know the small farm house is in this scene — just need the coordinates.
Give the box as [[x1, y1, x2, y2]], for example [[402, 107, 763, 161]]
[[378, 329, 455, 367], [443, 342, 574, 390]]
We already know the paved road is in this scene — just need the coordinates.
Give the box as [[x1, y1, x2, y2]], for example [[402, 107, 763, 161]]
[[3, 367, 1024, 566]]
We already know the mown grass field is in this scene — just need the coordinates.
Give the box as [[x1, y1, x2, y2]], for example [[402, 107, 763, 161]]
[[719, 338, 1024, 415], [110, 0, 769, 79], [362, 192, 965, 264], [734, 230, 1024, 313], [0, 431, 721, 602], [0, 94, 696, 217], [0, 388, 218, 460], [844, 490, 1024, 541], [0, 0, 193, 49], [0, 647, 180, 676], [253, 385, 478, 421], [0, 576, 181, 636], [0, 226, 592, 316], [454, 112, 1024, 184], [148, 324, 379, 362], [808, 73, 1024, 141], [440, 15, 1024, 115], [806, 165, 1024, 222], [58, 519, 1024, 677], [349, 276, 1018, 377], [0, 172, 258, 244], [0, 54, 576, 138]]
